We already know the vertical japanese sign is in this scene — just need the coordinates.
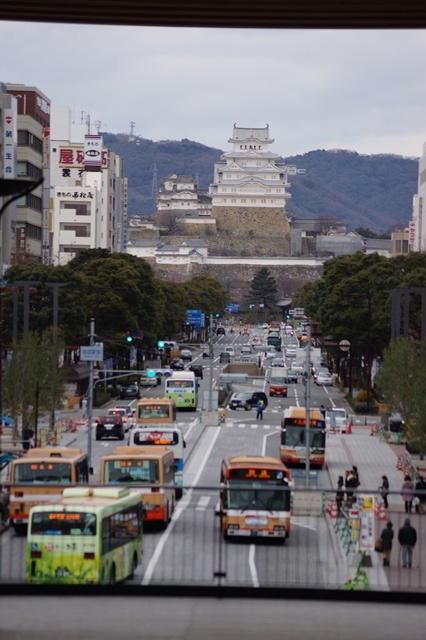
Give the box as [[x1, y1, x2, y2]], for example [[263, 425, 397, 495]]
[[2, 108, 17, 178], [84, 135, 103, 171], [357, 494, 375, 552]]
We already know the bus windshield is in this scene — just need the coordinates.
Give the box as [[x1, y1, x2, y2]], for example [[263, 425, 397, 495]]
[[104, 459, 159, 484], [30, 511, 97, 536], [166, 380, 194, 389], [14, 462, 72, 484], [227, 482, 290, 511], [282, 427, 325, 449]]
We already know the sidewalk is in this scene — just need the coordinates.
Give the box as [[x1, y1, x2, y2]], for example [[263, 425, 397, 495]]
[[326, 425, 426, 591]]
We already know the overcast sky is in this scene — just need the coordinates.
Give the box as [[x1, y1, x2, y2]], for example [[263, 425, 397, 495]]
[[2, 22, 426, 159]]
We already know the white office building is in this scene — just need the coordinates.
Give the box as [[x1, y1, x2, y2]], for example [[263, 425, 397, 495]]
[[410, 141, 426, 252]]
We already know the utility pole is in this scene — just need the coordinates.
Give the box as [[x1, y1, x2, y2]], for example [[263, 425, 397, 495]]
[[46, 283, 68, 431], [208, 313, 214, 411], [87, 318, 95, 475], [305, 323, 311, 486]]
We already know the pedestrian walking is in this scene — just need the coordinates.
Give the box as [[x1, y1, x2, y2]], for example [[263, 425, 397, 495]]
[[398, 518, 417, 568], [414, 475, 426, 514], [336, 476, 345, 511], [401, 474, 414, 513], [352, 466, 360, 489], [345, 469, 356, 507], [256, 399, 265, 421], [380, 521, 394, 567], [379, 475, 390, 509], [22, 424, 34, 452], [320, 405, 326, 420]]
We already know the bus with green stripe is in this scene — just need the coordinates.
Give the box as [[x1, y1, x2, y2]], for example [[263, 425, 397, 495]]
[[165, 371, 198, 410], [26, 487, 143, 585]]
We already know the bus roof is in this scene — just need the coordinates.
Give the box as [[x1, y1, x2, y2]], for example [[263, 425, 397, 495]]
[[13, 447, 86, 462], [224, 455, 288, 469], [283, 406, 322, 420], [169, 371, 195, 379], [29, 487, 140, 510]]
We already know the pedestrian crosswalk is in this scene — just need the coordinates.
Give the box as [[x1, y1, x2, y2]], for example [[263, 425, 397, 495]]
[[224, 422, 280, 430]]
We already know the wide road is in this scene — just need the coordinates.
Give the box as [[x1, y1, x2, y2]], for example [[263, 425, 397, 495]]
[[0, 325, 347, 588]]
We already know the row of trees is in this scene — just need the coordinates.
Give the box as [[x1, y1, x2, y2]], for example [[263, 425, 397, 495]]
[[1, 249, 227, 432], [293, 251, 426, 448]]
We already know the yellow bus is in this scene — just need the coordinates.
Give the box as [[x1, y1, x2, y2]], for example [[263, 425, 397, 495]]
[[135, 398, 176, 426], [9, 447, 89, 535], [26, 487, 143, 584], [281, 406, 326, 468], [100, 446, 175, 527], [218, 455, 292, 542]]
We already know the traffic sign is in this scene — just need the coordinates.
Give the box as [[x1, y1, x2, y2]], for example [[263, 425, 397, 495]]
[[80, 344, 104, 361], [186, 309, 203, 327]]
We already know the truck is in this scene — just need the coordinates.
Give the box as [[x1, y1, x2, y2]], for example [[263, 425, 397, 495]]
[[268, 367, 288, 397], [325, 407, 348, 433], [267, 332, 282, 351]]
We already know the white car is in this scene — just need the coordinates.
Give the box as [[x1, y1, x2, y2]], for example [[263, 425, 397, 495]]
[[316, 371, 333, 386], [285, 345, 297, 357], [108, 406, 135, 432], [224, 346, 235, 357]]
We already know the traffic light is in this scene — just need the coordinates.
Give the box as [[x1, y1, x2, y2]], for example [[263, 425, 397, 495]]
[[249, 304, 254, 309], [286, 312, 291, 319], [215, 313, 221, 318], [126, 334, 133, 343]]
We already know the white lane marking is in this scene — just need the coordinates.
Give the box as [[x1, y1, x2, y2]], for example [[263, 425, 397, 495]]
[[141, 426, 222, 585], [251, 424, 258, 429], [262, 430, 278, 456], [182, 416, 198, 441], [248, 545, 260, 588], [195, 496, 210, 511]]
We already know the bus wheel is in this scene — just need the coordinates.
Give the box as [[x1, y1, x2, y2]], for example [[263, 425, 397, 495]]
[[109, 564, 116, 585]]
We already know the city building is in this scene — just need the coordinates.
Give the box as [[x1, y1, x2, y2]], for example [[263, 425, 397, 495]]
[[50, 107, 127, 265], [209, 125, 292, 234], [0, 84, 18, 268], [3, 83, 50, 264], [410, 140, 426, 252]]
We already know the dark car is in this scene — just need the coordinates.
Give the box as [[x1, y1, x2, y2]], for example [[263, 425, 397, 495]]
[[180, 349, 193, 362], [119, 382, 141, 399], [219, 351, 231, 364], [96, 414, 125, 441], [189, 364, 203, 379], [228, 391, 268, 411], [216, 327, 226, 336], [170, 358, 185, 370]]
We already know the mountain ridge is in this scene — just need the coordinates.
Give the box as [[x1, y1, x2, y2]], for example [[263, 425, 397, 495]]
[[102, 133, 419, 234]]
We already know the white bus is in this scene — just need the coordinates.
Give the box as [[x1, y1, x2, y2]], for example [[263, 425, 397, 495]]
[[165, 371, 198, 410]]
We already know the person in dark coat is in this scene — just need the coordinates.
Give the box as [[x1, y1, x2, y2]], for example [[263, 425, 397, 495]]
[[414, 475, 426, 513], [398, 518, 417, 568], [352, 466, 360, 489], [380, 475, 390, 509], [345, 469, 356, 507], [380, 521, 394, 566]]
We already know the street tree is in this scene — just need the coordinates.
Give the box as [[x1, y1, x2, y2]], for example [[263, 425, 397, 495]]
[[247, 267, 278, 311], [182, 275, 227, 317], [375, 337, 426, 453]]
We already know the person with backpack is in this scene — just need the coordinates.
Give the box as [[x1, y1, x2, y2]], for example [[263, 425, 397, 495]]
[[256, 399, 265, 420]]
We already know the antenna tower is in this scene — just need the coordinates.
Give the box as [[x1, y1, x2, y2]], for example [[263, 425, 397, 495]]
[[130, 121, 136, 135]]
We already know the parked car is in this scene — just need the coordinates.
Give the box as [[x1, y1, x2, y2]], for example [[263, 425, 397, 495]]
[[120, 382, 141, 399], [228, 391, 268, 411], [188, 364, 203, 379], [108, 406, 135, 432], [170, 358, 185, 370], [96, 414, 125, 441], [180, 349, 193, 362], [219, 351, 231, 364], [216, 327, 226, 336], [316, 371, 333, 386]]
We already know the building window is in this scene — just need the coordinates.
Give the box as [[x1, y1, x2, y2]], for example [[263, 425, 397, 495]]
[[261, 199, 266, 203], [23, 193, 42, 212], [60, 223, 91, 237], [16, 161, 43, 181], [251, 199, 256, 203], [231, 188, 237, 193], [63, 203, 91, 215], [26, 223, 42, 240], [17, 130, 43, 153], [231, 198, 236, 203], [241, 198, 246, 203]]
